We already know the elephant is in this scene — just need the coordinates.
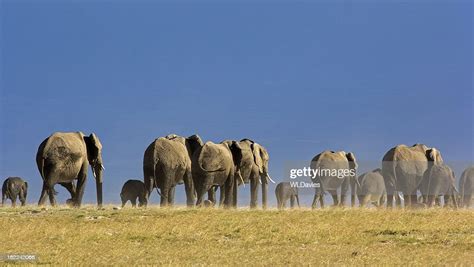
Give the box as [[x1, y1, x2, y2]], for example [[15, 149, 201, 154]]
[[310, 151, 358, 208], [275, 182, 300, 210], [419, 163, 458, 208], [120, 179, 147, 208], [36, 132, 104, 207], [234, 139, 274, 209], [192, 140, 243, 208], [458, 166, 473, 208], [2, 177, 28, 207], [382, 144, 443, 208], [143, 134, 203, 207], [357, 169, 386, 207]]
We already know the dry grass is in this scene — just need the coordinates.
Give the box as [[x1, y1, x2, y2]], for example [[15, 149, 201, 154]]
[[0, 205, 473, 265]]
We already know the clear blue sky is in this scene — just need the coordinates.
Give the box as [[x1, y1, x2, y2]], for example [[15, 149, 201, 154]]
[[1, 1, 472, 205]]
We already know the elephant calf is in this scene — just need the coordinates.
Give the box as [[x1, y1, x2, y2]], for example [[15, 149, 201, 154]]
[[357, 169, 386, 207], [275, 182, 299, 210], [420, 164, 458, 208], [120, 180, 147, 208], [2, 177, 28, 207]]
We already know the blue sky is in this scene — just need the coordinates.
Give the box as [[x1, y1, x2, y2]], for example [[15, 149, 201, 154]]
[[1, 1, 472, 206]]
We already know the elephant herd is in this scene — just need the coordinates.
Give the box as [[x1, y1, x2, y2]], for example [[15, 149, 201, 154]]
[[1, 132, 473, 209]]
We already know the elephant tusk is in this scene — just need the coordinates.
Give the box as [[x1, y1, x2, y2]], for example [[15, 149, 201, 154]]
[[259, 177, 262, 184], [101, 164, 105, 171], [238, 172, 245, 188], [266, 174, 276, 184], [355, 177, 361, 189], [92, 169, 97, 179], [397, 192, 404, 201]]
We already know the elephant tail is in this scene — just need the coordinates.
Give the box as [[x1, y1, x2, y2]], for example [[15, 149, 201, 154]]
[[39, 157, 46, 182]]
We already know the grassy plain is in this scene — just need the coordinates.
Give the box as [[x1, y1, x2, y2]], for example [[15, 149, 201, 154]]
[[0, 205, 473, 265]]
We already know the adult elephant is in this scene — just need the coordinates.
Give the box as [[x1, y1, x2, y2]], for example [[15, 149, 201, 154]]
[[382, 144, 443, 208], [36, 132, 104, 207], [310, 151, 358, 208], [143, 134, 203, 207], [192, 140, 243, 208], [234, 139, 274, 209], [459, 166, 474, 208]]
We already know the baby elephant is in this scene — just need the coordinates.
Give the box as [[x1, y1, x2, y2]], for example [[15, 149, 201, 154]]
[[120, 180, 147, 208], [420, 164, 458, 208], [357, 169, 386, 207], [2, 177, 28, 207], [275, 182, 300, 210]]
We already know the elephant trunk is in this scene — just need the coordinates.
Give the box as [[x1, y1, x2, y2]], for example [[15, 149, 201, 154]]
[[96, 179, 103, 208], [92, 162, 104, 208]]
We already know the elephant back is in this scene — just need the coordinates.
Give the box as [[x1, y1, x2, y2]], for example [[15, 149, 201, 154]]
[[41, 132, 87, 162], [392, 145, 429, 177], [198, 142, 229, 172], [153, 138, 188, 167], [311, 151, 350, 170]]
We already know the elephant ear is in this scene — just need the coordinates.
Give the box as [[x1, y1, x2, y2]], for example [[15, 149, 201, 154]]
[[251, 143, 264, 174], [229, 141, 243, 168], [89, 133, 103, 150], [165, 134, 178, 140], [198, 143, 226, 172], [427, 148, 443, 163], [345, 152, 358, 170]]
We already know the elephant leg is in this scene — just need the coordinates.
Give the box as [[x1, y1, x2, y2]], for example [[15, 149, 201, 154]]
[[219, 186, 225, 207], [261, 175, 268, 210], [131, 198, 137, 208], [290, 196, 295, 208], [340, 177, 350, 207], [385, 181, 396, 208], [328, 190, 338, 206], [223, 177, 234, 209], [311, 193, 319, 209], [19, 191, 26, 207], [277, 194, 282, 210], [403, 194, 410, 208], [208, 186, 217, 204], [361, 194, 371, 207], [74, 164, 88, 207], [349, 176, 357, 207], [443, 195, 450, 208], [183, 170, 195, 207], [12, 196, 16, 207], [410, 194, 418, 207], [168, 186, 176, 206], [121, 199, 126, 208], [59, 182, 76, 201], [47, 185, 57, 207], [451, 192, 458, 209], [427, 195, 436, 207], [250, 175, 258, 209], [1, 193, 6, 207], [160, 185, 169, 207], [38, 182, 49, 206], [320, 193, 325, 208], [233, 176, 238, 208]]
